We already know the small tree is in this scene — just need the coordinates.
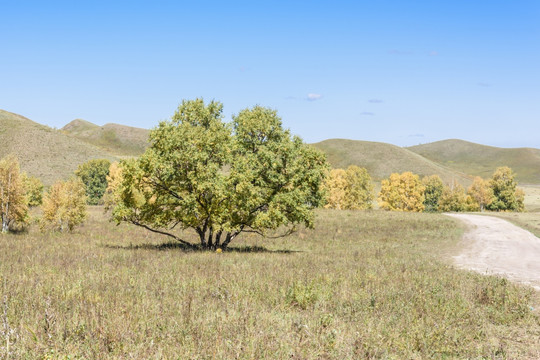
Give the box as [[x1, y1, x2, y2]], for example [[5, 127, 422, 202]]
[[324, 166, 373, 210], [486, 167, 524, 212], [75, 159, 111, 205], [422, 175, 444, 212], [378, 172, 425, 212], [324, 169, 347, 209], [22, 174, 44, 207], [467, 176, 493, 212], [0, 155, 28, 232], [40, 178, 87, 232], [104, 161, 123, 211], [438, 181, 468, 212], [109, 99, 328, 250]]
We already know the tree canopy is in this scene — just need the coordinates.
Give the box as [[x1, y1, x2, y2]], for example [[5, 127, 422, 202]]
[[324, 166, 373, 210], [378, 172, 425, 212], [75, 159, 111, 205], [109, 99, 328, 250], [486, 166, 524, 212], [40, 178, 87, 232]]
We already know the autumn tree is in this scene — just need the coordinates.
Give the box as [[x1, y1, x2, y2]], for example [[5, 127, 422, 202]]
[[438, 181, 468, 212], [40, 178, 87, 232], [0, 155, 28, 233], [378, 172, 425, 212], [324, 165, 373, 210], [75, 159, 111, 205], [104, 161, 122, 210], [467, 176, 493, 211], [324, 169, 347, 209], [422, 175, 444, 212], [486, 166, 524, 212], [109, 99, 328, 250], [22, 174, 44, 207]]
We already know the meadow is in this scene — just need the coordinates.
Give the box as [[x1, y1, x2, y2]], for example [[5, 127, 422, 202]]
[[1, 208, 539, 359]]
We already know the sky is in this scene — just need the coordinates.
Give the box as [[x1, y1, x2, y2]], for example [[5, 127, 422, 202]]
[[1, 0, 539, 148]]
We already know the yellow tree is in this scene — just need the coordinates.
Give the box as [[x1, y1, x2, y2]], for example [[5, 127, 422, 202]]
[[104, 161, 123, 210], [342, 165, 374, 210], [0, 155, 28, 233], [40, 178, 87, 232], [378, 172, 425, 212], [323, 169, 347, 209], [467, 176, 493, 211], [438, 181, 468, 212]]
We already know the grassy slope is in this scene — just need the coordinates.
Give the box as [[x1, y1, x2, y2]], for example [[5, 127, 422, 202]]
[[62, 119, 149, 156], [0, 208, 538, 358], [0, 110, 117, 185], [312, 139, 472, 184], [408, 139, 540, 184]]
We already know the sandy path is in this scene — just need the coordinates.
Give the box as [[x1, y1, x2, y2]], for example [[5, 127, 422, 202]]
[[446, 214, 540, 290]]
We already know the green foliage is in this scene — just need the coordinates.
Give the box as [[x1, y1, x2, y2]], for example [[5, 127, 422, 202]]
[[0, 154, 28, 232], [75, 159, 111, 205], [487, 167, 524, 212], [422, 175, 444, 212], [22, 173, 44, 207], [40, 178, 87, 232], [324, 165, 373, 210], [378, 172, 425, 212], [110, 99, 328, 249], [438, 181, 468, 212]]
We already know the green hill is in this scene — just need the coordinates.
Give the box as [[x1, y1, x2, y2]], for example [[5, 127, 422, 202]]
[[407, 139, 540, 184], [312, 139, 472, 185], [62, 119, 149, 156], [0, 110, 117, 185]]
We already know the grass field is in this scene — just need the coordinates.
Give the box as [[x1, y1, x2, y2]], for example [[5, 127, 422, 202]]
[[1, 208, 539, 359]]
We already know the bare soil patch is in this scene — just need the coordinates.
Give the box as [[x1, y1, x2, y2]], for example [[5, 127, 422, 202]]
[[448, 213, 540, 290]]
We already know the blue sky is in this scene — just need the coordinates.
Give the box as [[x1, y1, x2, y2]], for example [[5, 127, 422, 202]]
[[1, 0, 539, 147]]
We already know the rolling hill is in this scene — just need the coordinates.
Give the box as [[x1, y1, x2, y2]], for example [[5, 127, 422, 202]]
[[62, 119, 149, 156], [311, 139, 472, 185], [0, 110, 117, 185], [407, 139, 540, 184]]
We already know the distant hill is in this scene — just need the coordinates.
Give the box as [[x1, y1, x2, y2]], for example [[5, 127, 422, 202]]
[[407, 139, 540, 184], [312, 139, 472, 185], [0, 110, 117, 185], [62, 119, 149, 156]]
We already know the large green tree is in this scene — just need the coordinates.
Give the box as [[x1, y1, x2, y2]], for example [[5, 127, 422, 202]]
[[75, 159, 111, 205], [109, 99, 328, 250], [422, 175, 444, 212]]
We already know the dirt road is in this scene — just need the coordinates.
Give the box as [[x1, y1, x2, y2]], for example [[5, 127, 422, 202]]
[[447, 214, 540, 290]]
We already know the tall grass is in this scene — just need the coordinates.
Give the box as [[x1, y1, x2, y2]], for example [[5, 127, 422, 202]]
[[0, 208, 538, 359]]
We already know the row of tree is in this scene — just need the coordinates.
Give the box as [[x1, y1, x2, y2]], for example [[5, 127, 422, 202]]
[[0, 155, 93, 233], [323, 165, 524, 213]]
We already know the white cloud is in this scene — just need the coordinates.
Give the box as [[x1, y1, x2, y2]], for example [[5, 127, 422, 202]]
[[307, 93, 323, 101]]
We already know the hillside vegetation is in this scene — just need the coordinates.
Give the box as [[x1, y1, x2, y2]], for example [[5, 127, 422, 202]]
[[62, 119, 149, 156], [408, 139, 540, 184], [312, 139, 472, 185], [0, 110, 117, 185]]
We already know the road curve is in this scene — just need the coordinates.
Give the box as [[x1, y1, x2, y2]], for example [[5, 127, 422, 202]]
[[446, 213, 540, 291]]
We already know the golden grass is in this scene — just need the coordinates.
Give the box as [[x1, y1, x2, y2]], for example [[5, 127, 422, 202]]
[[0, 208, 538, 359]]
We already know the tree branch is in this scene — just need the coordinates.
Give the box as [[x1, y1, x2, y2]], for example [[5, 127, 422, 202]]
[[130, 220, 195, 248]]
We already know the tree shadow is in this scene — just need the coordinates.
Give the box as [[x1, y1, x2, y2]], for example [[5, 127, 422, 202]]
[[102, 241, 300, 254]]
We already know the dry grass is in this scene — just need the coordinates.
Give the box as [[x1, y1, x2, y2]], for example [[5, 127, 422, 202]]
[[0, 208, 538, 359], [312, 139, 472, 185], [62, 120, 149, 157], [0, 110, 117, 185]]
